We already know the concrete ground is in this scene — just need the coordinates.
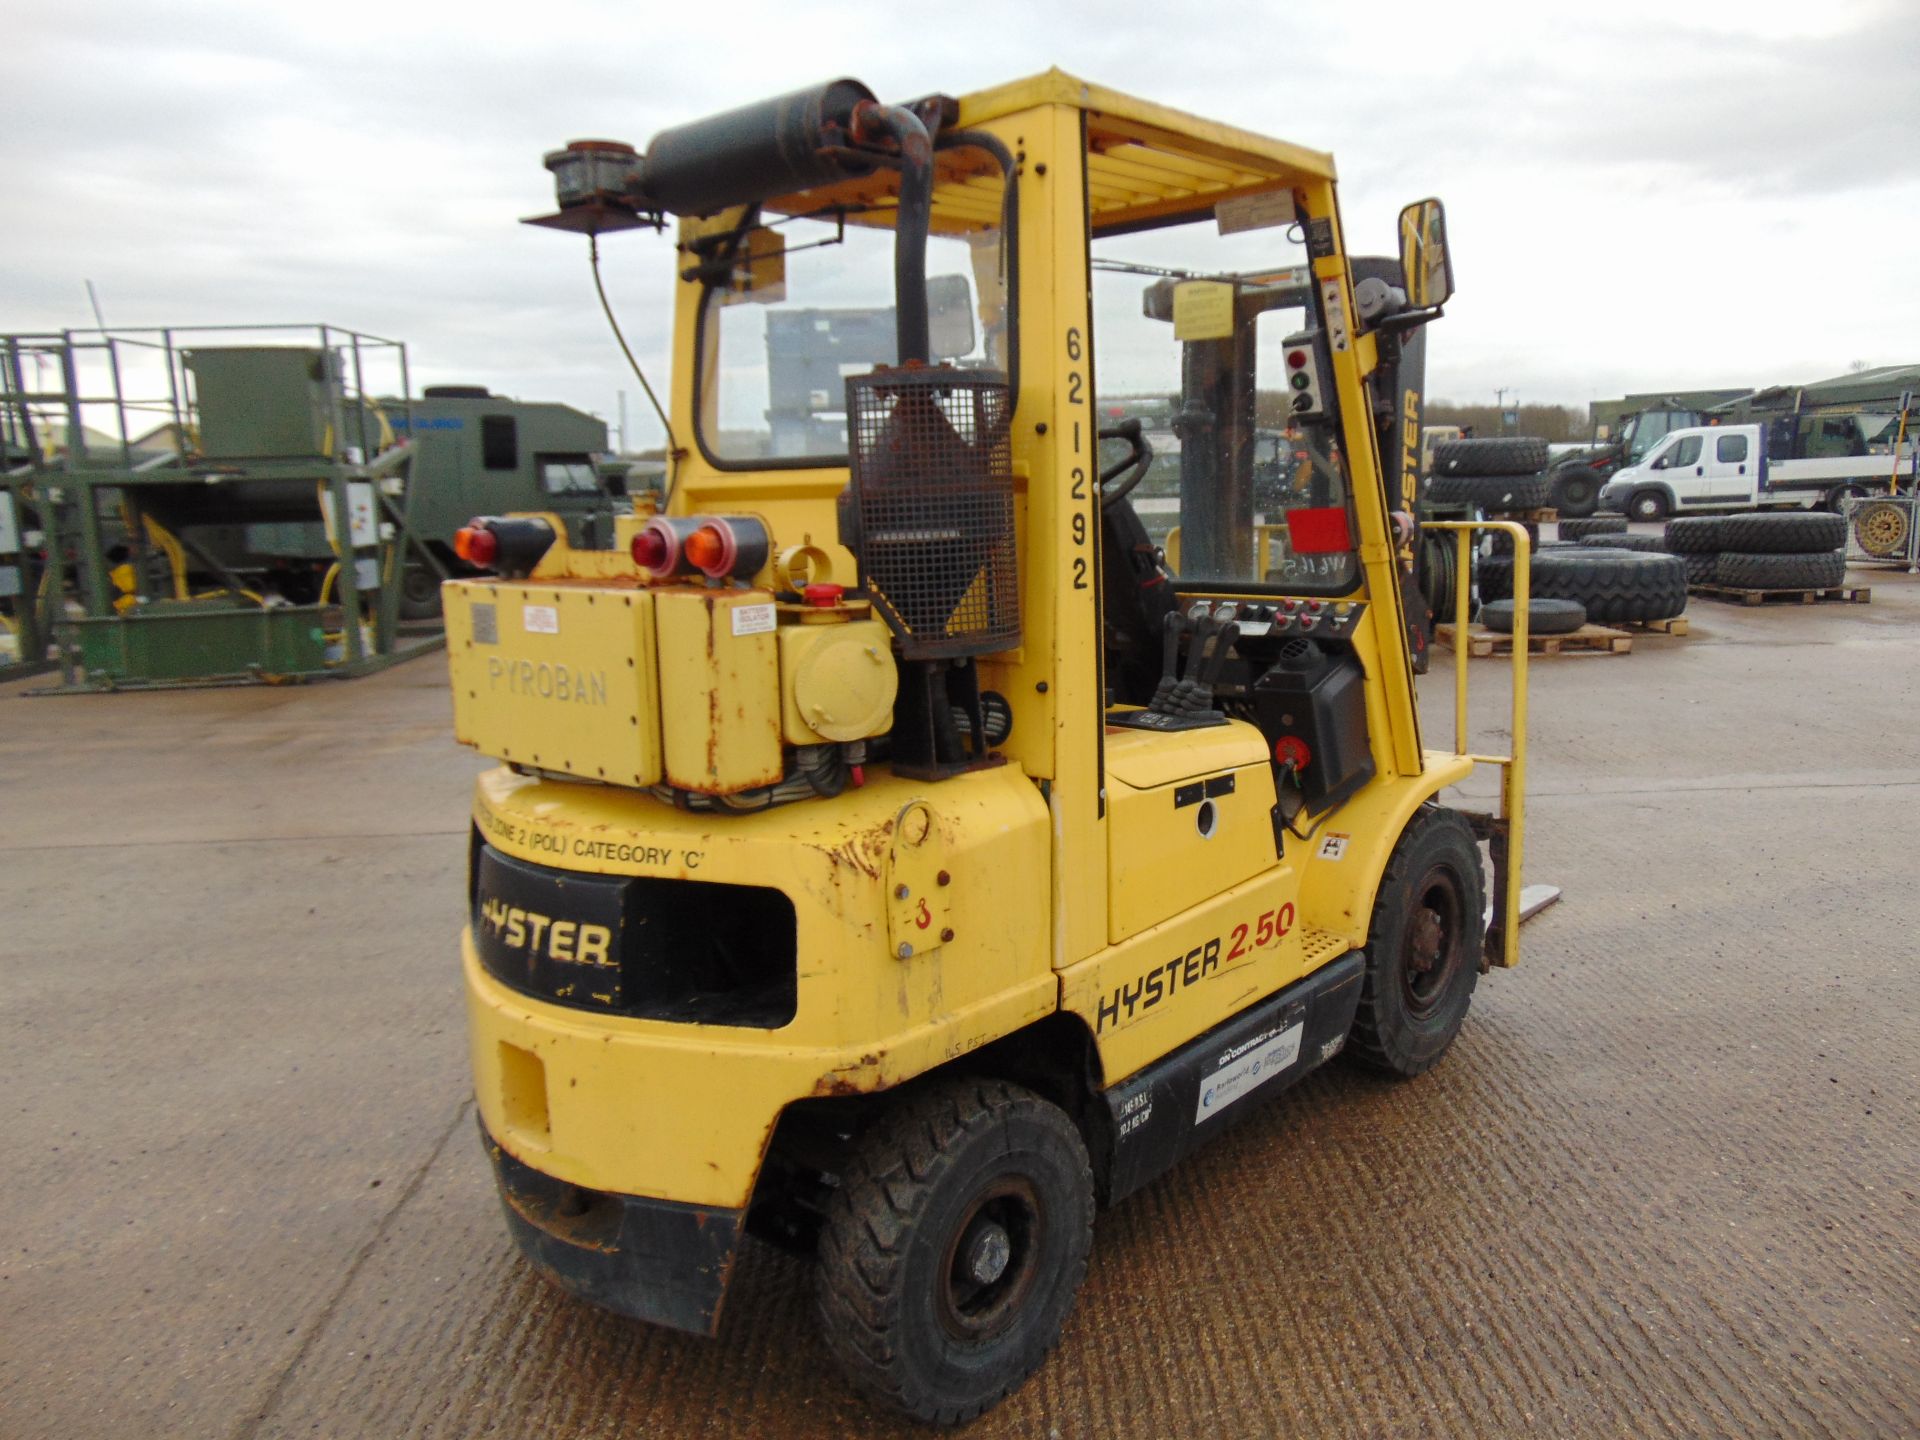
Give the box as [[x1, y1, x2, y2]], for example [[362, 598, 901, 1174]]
[[3, 551, 1917, 1439]]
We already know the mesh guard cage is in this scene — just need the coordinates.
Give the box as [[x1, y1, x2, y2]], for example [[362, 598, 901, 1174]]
[[845, 365, 1020, 659]]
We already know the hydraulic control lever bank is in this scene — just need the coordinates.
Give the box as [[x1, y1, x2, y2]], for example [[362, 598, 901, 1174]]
[[446, 70, 1530, 1425]]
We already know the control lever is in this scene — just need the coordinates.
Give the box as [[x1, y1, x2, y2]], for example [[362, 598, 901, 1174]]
[[1163, 613, 1221, 715], [1148, 610, 1186, 713]]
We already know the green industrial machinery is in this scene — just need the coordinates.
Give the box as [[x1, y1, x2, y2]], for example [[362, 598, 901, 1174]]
[[0, 324, 446, 691]]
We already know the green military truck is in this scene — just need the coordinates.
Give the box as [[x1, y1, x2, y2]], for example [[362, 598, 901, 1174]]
[[222, 385, 631, 618]]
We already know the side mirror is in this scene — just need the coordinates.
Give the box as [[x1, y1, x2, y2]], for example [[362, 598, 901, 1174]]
[[1650, 455, 1668, 470], [1398, 198, 1454, 309], [927, 274, 977, 361]]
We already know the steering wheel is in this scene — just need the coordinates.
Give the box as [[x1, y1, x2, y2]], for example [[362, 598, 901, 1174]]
[[1098, 419, 1155, 507]]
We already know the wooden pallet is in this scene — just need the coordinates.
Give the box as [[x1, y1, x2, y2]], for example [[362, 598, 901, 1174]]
[[1689, 584, 1871, 607], [1618, 615, 1690, 636], [1436, 622, 1632, 657]]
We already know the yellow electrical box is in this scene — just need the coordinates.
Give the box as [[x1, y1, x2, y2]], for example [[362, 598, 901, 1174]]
[[445, 581, 661, 787], [654, 587, 783, 794], [778, 616, 898, 744], [1104, 720, 1279, 944]]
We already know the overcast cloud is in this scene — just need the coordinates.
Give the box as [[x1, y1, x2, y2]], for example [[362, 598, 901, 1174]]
[[4, 0, 1914, 447]]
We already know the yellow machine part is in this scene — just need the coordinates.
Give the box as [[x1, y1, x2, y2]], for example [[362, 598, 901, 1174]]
[[465, 763, 1054, 1207], [445, 580, 662, 787], [777, 615, 897, 744], [654, 587, 783, 794], [1104, 720, 1279, 945]]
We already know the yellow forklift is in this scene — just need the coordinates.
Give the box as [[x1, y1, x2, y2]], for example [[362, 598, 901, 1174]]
[[446, 71, 1531, 1425]]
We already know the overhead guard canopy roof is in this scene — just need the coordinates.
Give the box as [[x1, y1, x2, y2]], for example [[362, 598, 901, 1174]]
[[757, 69, 1334, 239]]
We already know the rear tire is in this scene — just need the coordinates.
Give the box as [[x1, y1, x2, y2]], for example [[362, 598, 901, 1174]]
[[1348, 806, 1485, 1079], [815, 1079, 1094, 1426]]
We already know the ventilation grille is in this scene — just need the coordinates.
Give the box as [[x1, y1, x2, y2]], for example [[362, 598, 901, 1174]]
[[845, 365, 1019, 659]]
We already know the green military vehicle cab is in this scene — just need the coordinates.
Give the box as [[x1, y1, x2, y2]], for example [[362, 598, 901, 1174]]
[[224, 385, 631, 618]]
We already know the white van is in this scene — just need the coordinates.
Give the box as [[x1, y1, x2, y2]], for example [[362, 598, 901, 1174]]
[[1600, 422, 1914, 521]]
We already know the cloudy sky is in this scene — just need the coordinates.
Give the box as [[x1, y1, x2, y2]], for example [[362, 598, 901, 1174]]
[[5, 0, 1915, 449]]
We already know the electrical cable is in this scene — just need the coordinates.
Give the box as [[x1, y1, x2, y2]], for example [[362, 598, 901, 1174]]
[[590, 233, 679, 504]]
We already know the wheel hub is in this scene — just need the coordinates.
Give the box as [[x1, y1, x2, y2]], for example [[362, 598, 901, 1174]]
[[960, 1218, 1012, 1285]]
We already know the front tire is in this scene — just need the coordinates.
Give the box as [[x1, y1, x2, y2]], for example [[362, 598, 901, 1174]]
[[1349, 806, 1485, 1078], [815, 1079, 1094, 1426], [1628, 489, 1671, 522]]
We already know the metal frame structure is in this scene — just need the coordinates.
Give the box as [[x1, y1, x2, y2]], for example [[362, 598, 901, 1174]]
[[0, 324, 445, 690], [1843, 492, 1920, 573]]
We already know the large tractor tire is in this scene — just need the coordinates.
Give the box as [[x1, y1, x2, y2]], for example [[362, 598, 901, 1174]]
[[1478, 597, 1587, 635], [1715, 551, 1847, 590], [1717, 511, 1847, 553], [1426, 473, 1551, 511], [1663, 516, 1726, 554], [815, 1079, 1094, 1426], [1580, 532, 1666, 553], [1681, 551, 1721, 585], [1348, 806, 1485, 1078], [1557, 516, 1627, 541], [1431, 436, 1550, 476], [1529, 550, 1688, 623], [1549, 464, 1603, 518]]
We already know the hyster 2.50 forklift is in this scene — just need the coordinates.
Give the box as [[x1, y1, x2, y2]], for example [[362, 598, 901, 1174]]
[[446, 71, 1531, 1425]]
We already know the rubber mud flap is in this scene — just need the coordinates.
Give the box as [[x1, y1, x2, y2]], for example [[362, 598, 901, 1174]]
[[484, 1120, 743, 1336]]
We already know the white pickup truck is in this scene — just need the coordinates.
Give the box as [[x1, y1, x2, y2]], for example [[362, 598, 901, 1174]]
[[1600, 420, 1915, 521]]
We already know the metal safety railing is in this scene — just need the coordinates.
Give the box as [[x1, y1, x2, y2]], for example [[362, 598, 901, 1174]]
[[1424, 520, 1529, 968]]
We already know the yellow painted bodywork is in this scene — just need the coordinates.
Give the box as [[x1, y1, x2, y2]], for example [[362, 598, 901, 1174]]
[[456, 71, 1529, 1212], [654, 587, 783, 794], [777, 616, 897, 745], [446, 580, 661, 787]]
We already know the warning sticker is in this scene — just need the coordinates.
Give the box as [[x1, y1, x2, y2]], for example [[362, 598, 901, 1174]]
[[1195, 1023, 1303, 1122], [731, 602, 777, 637], [1216, 190, 1296, 236], [522, 604, 559, 635], [1317, 832, 1351, 861]]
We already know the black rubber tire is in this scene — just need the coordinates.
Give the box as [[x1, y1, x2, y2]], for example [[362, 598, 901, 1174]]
[[1826, 484, 1868, 515], [398, 564, 444, 621], [1663, 516, 1726, 554], [1478, 597, 1586, 635], [815, 1079, 1094, 1426], [1681, 551, 1721, 585], [1486, 520, 1539, 555], [1431, 436, 1550, 477], [1549, 465, 1602, 518], [1580, 532, 1666, 553], [1626, 489, 1671, 522], [1477, 554, 1513, 603], [1715, 550, 1847, 590], [1348, 806, 1485, 1078], [1717, 511, 1848, 553], [1425, 473, 1551, 511], [1556, 516, 1627, 541], [1530, 550, 1688, 623]]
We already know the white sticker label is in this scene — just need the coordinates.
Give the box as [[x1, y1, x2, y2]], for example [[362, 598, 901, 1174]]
[[1216, 190, 1297, 235], [522, 604, 559, 635], [1319, 277, 1351, 352], [1317, 832, 1350, 861], [731, 602, 777, 636], [1195, 1023, 1303, 1122]]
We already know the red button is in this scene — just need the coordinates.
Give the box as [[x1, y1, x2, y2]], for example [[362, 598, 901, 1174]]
[[804, 583, 845, 608]]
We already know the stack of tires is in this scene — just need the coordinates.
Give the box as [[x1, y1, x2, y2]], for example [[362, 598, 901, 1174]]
[[1478, 528, 1689, 630], [1664, 512, 1849, 592], [1425, 437, 1551, 514]]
